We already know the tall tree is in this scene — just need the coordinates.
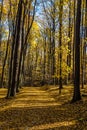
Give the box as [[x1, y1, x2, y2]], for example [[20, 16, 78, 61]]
[[72, 0, 82, 102], [7, 0, 37, 97], [51, 0, 56, 84], [9, 0, 23, 96], [59, 0, 63, 94], [7, 0, 23, 97], [67, 0, 72, 83]]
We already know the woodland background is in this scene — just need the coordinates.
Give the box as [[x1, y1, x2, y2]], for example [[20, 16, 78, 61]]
[[0, 0, 87, 129]]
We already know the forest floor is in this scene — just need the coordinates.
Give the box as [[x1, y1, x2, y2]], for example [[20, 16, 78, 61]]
[[0, 85, 87, 130]]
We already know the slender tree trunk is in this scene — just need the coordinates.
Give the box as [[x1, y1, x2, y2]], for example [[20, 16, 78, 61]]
[[7, 22, 16, 98], [59, 0, 63, 94], [72, 0, 76, 84], [51, 1, 55, 84], [16, 30, 24, 92], [16, 4, 26, 92], [43, 36, 46, 81], [67, 0, 72, 83], [72, 0, 82, 102]]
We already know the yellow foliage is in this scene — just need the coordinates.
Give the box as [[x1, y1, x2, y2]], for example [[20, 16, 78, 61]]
[[28, 21, 41, 47]]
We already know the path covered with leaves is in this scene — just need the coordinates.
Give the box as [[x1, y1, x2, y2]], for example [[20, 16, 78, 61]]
[[0, 86, 87, 130]]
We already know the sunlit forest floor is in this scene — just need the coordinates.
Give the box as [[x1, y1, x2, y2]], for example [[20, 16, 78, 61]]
[[0, 85, 87, 130]]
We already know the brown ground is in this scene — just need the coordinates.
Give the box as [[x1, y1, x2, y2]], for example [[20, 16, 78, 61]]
[[0, 85, 87, 130]]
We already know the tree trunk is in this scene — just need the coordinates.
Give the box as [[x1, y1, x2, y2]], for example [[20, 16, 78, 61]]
[[72, 0, 82, 102], [67, 0, 72, 83], [59, 0, 63, 94], [10, 0, 22, 97]]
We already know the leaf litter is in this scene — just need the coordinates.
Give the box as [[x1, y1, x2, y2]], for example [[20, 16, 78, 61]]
[[0, 86, 87, 130]]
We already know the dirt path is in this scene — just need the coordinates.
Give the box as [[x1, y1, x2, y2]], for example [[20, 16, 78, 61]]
[[0, 86, 87, 130], [11, 87, 60, 108]]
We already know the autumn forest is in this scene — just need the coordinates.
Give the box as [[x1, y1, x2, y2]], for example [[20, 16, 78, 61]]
[[0, 0, 87, 129]]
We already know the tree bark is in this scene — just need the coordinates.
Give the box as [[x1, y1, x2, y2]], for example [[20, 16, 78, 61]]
[[59, 0, 63, 94], [9, 0, 23, 97], [72, 0, 82, 102]]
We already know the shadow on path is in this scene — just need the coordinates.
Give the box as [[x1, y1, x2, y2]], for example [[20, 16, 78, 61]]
[[0, 87, 87, 130]]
